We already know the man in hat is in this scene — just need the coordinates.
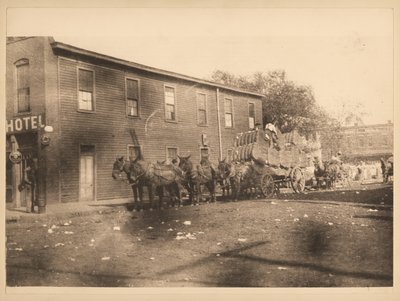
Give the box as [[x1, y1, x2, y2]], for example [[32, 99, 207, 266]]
[[264, 117, 280, 150], [330, 151, 343, 165]]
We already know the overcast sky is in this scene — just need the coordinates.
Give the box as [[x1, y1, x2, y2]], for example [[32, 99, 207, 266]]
[[6, 7, 394, 125]]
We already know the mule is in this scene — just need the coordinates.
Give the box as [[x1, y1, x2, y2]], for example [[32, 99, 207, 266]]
[[178, 155, 216, 204], [313, 158, 341, 189], [112, 156, 147, 211], [128, 157, 185, 210], [216, 159, 257, 201]]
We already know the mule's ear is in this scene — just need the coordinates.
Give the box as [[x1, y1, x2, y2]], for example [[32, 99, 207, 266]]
[[222, 157, 226, 163], [187, 155, 191, 159], [118, 156, 124, 161]]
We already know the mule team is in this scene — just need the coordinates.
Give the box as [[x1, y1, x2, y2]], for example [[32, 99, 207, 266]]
[[111, 155, 272, 211], [112, 153, 349, 211]]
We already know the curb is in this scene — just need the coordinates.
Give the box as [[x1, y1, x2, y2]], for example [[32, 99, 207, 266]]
[[6, 203, 130, 224]]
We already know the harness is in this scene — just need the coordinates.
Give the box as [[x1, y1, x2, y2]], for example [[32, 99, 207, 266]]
[[131, 162, 184, 185]]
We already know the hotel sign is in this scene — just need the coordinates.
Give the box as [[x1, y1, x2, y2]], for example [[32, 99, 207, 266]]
[[6, 114, 45, 134]]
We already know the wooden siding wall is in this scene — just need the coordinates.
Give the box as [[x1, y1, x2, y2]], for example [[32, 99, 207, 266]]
[[58, 57, 262, 202]]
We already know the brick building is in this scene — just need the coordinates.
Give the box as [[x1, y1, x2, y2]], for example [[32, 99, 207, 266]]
[[319, 122, 393, 162], [6, 37, 263, 211]]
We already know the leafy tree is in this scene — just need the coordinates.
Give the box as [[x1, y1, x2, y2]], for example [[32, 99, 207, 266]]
[[211, 70, 330, 136]]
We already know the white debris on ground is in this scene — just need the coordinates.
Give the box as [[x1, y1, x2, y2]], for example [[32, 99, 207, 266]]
[[274, 219, 281, 222], [14, 248, 23, 251], [175, 232, 197, 240], [167, 228, 174, 232], [91, 239, 95, 242], [217, 242, 222, 246], [47, 229, 54, 234], [150, 257, 155, 260], [183, 221, 191, 225], [278, 267, 287, 270], [293, 218, 300, 222], [271, 202, 278, 205], [303, 214, 309, 218], [368, 209, 378, 212], [64, 231, 74, 235], [147, 226, 154, 230], [101, 257, 110, 261], [54, 243, 64, 247], [113, 226, 121, 231], [238, 238, 247, 242], [43, 245, 49, 249], [356, 191, 360, 194]]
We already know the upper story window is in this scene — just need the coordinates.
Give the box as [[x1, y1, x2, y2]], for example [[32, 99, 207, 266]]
[[78, 68, 94, 111], [16, 59, 30, 113], [224, 98, 233, 128], [126, 78, 139, 117], [248, 102, 255, 129], [197, 93, 207, 125], [164, 86, 176, 121]]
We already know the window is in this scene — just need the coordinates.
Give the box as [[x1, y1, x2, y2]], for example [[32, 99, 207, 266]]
[[200, 148, 209, 161], [127, 145, 141, 161], [248, 103, 255, 129], [197, 93, 207, 125], [227, 149, 233, 162], [224, 98, 233, 128], [16, 60, 30, 113], [166, 147, 178, 163], [78, 69, 94, 111], [165, 86, 176, 121], [126, 78, 139, 116]]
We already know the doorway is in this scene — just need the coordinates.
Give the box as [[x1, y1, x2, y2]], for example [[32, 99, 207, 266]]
[[79, 145, 95, 202]]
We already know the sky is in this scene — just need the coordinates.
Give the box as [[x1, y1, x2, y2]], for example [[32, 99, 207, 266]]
[[6, 6, 395, 125]]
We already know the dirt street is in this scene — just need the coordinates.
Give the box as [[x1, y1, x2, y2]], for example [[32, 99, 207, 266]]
[[6, 183, 393, 287]]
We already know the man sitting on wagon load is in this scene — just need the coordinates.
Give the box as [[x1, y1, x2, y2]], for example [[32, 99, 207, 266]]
[[330, 151, 343, 165], [264, 117, 280, 151]]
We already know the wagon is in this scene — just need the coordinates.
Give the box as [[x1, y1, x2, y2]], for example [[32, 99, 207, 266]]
[[230, 128, 307, 198]]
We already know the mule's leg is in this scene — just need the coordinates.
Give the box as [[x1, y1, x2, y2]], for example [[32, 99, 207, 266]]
[[148, 184, 154, 211], [131, 185, 139, 211], [137, 185, 144, 211], [234, 180, 241, 201], [158, 186, 164, 210]]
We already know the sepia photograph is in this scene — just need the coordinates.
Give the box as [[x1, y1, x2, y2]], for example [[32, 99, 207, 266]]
[[1, 0, 399, 299]]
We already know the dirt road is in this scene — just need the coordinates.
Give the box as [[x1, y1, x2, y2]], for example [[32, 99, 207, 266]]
[[6, 184, 393, 287]]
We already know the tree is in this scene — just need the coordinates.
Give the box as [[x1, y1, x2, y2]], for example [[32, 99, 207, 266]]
[[211, 70, 329, 136]]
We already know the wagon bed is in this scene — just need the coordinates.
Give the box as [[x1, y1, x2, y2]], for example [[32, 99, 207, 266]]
[[231, 128, 306, 197]]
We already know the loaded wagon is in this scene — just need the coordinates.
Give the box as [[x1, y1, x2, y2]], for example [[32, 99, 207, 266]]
[[226, 127, 307, 198]]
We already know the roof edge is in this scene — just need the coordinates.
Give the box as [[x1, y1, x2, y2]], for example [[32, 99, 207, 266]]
[[50, 41, 264, 98]]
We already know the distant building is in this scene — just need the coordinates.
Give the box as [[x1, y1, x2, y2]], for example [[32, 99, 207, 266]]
[[319, 121, 393, 162]]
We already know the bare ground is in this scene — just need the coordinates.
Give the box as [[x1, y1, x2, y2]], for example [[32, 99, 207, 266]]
[[6, 183, 393, 287]]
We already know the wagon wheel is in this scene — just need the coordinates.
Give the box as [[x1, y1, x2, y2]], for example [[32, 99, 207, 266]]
[[290, 167, 305, 194], [260, 174, 275, 198]]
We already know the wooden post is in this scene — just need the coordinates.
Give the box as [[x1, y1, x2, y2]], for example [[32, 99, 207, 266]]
[[37, 132, 47, 213]]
